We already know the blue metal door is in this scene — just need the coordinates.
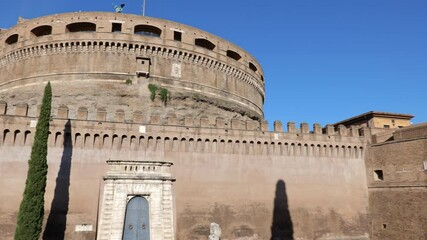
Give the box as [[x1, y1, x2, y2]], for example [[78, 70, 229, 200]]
[[123, 196, 150, 240]]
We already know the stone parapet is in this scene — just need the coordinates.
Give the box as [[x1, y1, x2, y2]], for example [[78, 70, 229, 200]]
[[0, 113, 366, 160], [0, 102, 368, 140]]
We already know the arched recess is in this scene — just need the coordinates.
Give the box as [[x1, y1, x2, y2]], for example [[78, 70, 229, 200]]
[[55, 132, 62, 147], [66, 22, 96, 32], [226, 140, 233, 154], [129, 135, 137, 150], [249, 62, 258, 72], [13, 130, 21, 145], [112, 134, 120, 149], [3, 129, 10, 145], [134, 25, 161, 37], [121, 135, 128, 149], [103, 134, 110, 148], [248, 141, 254, 155], [31, 25, 52, 37], [188, 138, 195, 152], [147, 136, 155, 151], [263, 141, 269, 155], [204, 139, 211, 153], [5, 34, 18, 45], [226, 50, 241, 61], [276, 142, 282, 155], [233, 140, 240, 154], [164, 137, 170, 151], [195, 38, 215, 50], [172, 137, 179, 152], [24, 130, 32, 145], [354, 146, 359, 158], [289, 143, 295, 156], [84, 133, 91, 147], [347, 146, 353, 158], [179, 138, 187, 152], [156, 137, 162, 151], [93, 134, 100, 148], [74, 133, 82, 148], [283, 143, 289, 156]]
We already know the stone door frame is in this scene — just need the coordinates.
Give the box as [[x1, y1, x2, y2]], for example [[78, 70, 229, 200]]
[[96, 160, 175, 240]]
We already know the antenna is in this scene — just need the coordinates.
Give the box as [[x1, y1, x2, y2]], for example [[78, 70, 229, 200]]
[[142, 0, 146, 16]]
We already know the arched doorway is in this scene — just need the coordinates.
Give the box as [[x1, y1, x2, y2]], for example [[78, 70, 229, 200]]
[[123, 196, 150, 240]]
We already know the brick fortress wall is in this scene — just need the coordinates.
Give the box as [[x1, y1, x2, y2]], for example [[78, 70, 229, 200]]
[[367, 124, 427, 239], [0, 103, 369, 239]]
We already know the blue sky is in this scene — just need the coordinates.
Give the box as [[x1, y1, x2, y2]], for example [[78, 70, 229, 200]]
[[1, 0, 426, 127]]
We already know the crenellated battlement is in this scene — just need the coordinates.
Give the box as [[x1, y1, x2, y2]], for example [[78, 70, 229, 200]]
[[0, 100, 368, 138], [0, 101, 366, 160]]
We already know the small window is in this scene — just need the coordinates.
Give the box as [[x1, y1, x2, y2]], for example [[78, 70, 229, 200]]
[[5, 34, 18, 45], [134, 25, 161, 37], [66, 22, 96, 32], [195, 38, 215, 50], [249, 62, 258, 72], [174, 31, 182, 41], [374, 170, 383, 181], [398, 126, 404, 128], [383, 125, 390, 128], [136, 57, 151, 77], [226, 50, 241, 61], [112, 23, 122, 33], [31, 25, 52, 37]]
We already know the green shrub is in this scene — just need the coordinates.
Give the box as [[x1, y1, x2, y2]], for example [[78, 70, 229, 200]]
[[159, 88, 170, 105], [148, 84, 158, 102], [125, 79, 132, 85]]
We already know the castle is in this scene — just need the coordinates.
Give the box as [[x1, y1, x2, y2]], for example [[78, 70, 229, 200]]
[[0, 12, 425, 240]]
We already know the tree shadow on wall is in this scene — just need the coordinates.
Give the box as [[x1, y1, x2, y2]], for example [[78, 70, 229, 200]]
[[271, 179, 294, 240], [43, 120, 72, 240]]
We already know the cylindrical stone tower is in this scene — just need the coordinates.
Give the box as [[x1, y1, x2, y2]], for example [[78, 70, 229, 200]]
[[0, 12, 265, 122]]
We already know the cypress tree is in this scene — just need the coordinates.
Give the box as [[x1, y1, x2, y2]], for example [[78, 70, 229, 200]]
[[15, 82, 52, 240]]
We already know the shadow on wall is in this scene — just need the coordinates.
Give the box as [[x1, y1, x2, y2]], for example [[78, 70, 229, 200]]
[[43, 120, 72, 240], [271, 179, 294, 240]]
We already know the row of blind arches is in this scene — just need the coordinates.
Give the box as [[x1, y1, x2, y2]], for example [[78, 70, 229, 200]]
[[4, 22, 260, 74], [1, 128, 363, 158]]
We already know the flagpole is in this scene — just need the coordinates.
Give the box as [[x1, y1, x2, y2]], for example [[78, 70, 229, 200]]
[[142, 0, 146, 16]]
